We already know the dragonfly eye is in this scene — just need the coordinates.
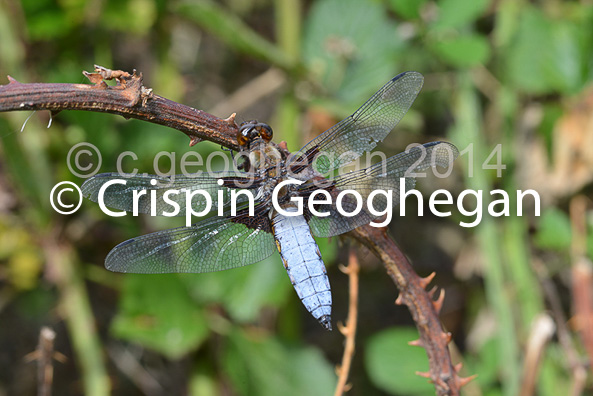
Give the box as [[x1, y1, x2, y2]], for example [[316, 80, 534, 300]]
[[237, 128, 249, 148], [238, 120, 258, 149], [259, 124, 273, 142]]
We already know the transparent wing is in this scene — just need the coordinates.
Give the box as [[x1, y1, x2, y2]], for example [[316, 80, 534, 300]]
[[105, 209, 276, 273], [82, 171, 261, 217], [304, 142, 459, 237], [288, 72, 424, 174]]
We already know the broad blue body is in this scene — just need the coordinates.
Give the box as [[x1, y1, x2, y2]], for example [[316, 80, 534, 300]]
[[272, 206, 332, 330]]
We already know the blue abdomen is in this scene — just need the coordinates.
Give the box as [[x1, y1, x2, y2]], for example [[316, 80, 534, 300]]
[[272, 206, 332, 330]]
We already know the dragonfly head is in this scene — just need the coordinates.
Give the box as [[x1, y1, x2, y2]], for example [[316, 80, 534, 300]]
[[238, 120, 273, 150]]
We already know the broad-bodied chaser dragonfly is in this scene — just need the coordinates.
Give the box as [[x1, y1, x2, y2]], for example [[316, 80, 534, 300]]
[[82, 72, 458, 330]]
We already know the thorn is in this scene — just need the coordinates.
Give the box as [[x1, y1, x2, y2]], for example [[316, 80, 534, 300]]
[[337, 321, 348, 335], [441, 332, 452, 344], [433, 289, 446, 313], [343, 383, 353, 392], [415, 371, 431, 379], [83, 70, 99, 83], [428, 286, 439, 298], [338, 263, 350, 274], [7, 75, 18, 83], [23, 350, 40, 363], [83, 70, 107, 87], [408, 339, 424, 347], [53, 351, 68, 363], [189, 136, 202, 147], [335, 364, 342, 376], [458, 374, 478, 387], [419, 272, 436, 289], [395, 293, 404, 305], [224, 112, 237, 125]]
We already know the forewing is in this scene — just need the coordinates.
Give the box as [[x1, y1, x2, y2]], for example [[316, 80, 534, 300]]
[[105, 210, 276, 273], [305, 142, 459, 237], [288, 72, 424, 174], [82, 171, 260, 216]]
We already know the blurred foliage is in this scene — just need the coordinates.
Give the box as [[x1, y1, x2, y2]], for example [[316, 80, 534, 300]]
[[223, 329, 335, 396], [534, 208, 572, 251], [1, 0, 593, 395], [365, 327, 433, 395], [111, 274, 210, 359]]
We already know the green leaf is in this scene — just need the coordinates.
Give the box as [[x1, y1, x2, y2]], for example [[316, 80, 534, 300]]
[[365, 327, 434, 395], [26, 11, 73, 40], [538, 104, 564, 154], [223, 329, 335, 396], [177, 0, 295, 72], [534, 208, 572, 251], [101, 0, 157, 34], [432, 0, 491, 30], [0, 3, 25, 68], [111, 274, 209, 359], [539, 344, 573, 396], [0, 117, 53, 223], [223, 258, 291, 323], [387, 0, 428, 20], [431, 35, 491, 67], [303, 0, 404, 106], [464, 336, 500, 390], [505, 7, 588, 94], [315, 235, 337, 266], [182, 256, 290, 324]]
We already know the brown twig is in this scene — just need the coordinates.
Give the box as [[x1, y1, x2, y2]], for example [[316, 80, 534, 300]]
[[533, 258, 587, 396], [208, 67, 286, 120], [569, 195, 588, 259], [334, 248, 360, 396], [519, 314, 556, 396], [23, 327, 67, 396], [348, 225, 474, 396], [0, 65, 240, 149], [572, 258, 593, 377], [107, 343, 164, 396], [37, 327, 56, 396], [570, 195, 593, 380]]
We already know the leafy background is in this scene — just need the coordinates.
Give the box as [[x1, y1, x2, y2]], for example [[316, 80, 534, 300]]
[[1, 0, 593, 395]]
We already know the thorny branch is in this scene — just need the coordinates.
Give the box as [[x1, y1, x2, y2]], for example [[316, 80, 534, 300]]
[[0, 65, 240, 149], [0, 66, 473, 396], [348, 225, 475, 396]]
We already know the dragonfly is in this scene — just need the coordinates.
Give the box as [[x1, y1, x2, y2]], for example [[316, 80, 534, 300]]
[[82, 71, 458, 331]]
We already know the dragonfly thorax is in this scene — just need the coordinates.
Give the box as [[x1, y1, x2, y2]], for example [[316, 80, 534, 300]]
[[247, 142, 284, 172]]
